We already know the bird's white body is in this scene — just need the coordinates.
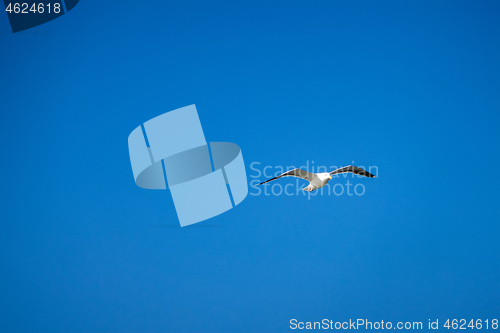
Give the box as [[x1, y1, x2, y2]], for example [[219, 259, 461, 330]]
[[305, 172, 332, 192]]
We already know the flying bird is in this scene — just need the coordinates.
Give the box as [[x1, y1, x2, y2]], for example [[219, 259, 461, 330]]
[[255, 165, 375, 192]]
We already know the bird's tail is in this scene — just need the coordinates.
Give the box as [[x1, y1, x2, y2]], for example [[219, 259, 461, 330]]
[[302, 185, 315, 192]]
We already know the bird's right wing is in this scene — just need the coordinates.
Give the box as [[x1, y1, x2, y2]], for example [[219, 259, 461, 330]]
[[330, 165, 375, 178], [255, 168, 316, 186]]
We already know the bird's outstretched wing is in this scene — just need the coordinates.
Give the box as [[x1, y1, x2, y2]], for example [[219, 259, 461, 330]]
[[255, 168, 316, 186], [330, 165, 375, 178]]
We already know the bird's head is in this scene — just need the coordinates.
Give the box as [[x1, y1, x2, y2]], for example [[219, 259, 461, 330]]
[[320, 172, 332, 180]]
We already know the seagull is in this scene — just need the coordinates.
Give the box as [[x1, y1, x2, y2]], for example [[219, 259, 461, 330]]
[[255, 165, 375, 192]]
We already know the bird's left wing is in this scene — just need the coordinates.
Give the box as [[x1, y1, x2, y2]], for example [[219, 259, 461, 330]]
[[330, 165, 375, 178], [255, 168, 315, 186]]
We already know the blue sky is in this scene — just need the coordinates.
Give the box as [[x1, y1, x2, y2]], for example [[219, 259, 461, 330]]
[[0, 1, 499, 332]]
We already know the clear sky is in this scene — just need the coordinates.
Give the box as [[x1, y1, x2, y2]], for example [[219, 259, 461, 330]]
[[0, 1, 499, 332]]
